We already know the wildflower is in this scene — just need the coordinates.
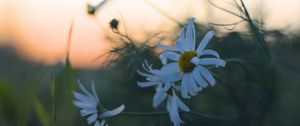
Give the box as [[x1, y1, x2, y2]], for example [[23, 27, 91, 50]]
[[158, 18, 225, 98], [137, 61, 189, 126], [137, 60, 181, 90], [167, 89, 190, 126], [154, 85, 190, 126], [73, 80, 125, 126]]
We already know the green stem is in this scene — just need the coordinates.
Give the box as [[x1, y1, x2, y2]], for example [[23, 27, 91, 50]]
[[225, 58, 246, 64], [121, 111, 167, 116], [121, 110, 234, 120]]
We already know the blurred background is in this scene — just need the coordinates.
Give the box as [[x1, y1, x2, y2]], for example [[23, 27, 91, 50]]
[[0, 0, 300, 126]]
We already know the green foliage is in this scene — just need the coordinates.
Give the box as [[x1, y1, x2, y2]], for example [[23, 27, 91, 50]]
[[33, 98, 50, 126]]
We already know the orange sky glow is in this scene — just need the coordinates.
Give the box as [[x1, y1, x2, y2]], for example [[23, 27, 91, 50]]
[[1, 0, 299, 68]]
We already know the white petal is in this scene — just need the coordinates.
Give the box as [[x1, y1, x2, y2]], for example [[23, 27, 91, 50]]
[[136, 70, 152, 77], [163, 82, 172, 91], [178, 26, 187, 42], [181, 75, 191, 99], [157, 44, 179, 51], [200, 49, 220, 58], [176, 40, 188, 52], [160, 63, 180, 73], [100, 105, 125, 118], [100, 120, 106, 126], [198, 65, 216, 86], [176, 26, 190, 51], [73, 91, 96, 104], [73, 100, 96, 109], [192, 67, 208, 88], [87, 113, 98, 124], [137, 81, 159, 88], [80, 108, 97, 116], [186, 74, 197, 96], [143, 60, 152, 71], [160, 52, 180, 61], [153, 88, 167, 108], [77, 80, 93, 97], [158, 72, 182, 83], [186, 19, 196, 50], [91, 82, 100, 103], [196, 30, 215, 53], [94, 121, 101, 126], [159, 55, 167, 65], [191, 57, 200, 65], [174, 93, 190, 112], [172, 85, 180, 91], [170, 97, 182, 126], [198, 58, 226, 67], [189, 74, 202, 93], [166, 96, 172, 111]]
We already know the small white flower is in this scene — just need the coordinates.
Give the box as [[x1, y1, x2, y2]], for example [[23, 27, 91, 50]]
[[137, 60, 181, 90], [153, 85, 190, 126], [73, 80, 125, 126], [167, 89, 190, 126], [137, 61, 189, 126], [158, 18, 226, 99]]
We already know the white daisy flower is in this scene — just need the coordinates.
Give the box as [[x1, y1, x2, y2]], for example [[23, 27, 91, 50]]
[[137, 61, 189, 126], [167, 89, 190, 126], [152, 85, 190, 126], [158, 18, 226, 99], [137, 60, 181, 91], [73, 80, 125, 126]]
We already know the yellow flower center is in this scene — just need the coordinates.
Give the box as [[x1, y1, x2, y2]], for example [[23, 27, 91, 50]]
[[178, 51, 197, 73]]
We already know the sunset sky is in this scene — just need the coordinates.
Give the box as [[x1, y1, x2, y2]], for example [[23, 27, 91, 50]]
[[1, 0, 299, 68]]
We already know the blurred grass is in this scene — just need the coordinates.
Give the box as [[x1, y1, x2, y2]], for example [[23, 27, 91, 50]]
[[33, 98, 50, 126], [1, 26, 300, 126]]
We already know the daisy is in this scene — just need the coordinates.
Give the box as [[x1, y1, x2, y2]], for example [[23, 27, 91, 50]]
[[154, 85, 190, 126], [166, 89, 190, 126], [73, 80, 125, 126], [137, 61, 189, 126], [158, 18, 226, 98], [137, 60, 181, 91]]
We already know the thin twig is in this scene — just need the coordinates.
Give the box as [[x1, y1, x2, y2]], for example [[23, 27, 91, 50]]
[[208, 0, 247, 20], [113, 30, 135, 43], [209, 19, 245, 27], [114, 10, 129, 37], [209, 19, 246, 30], [143, 31, 169, 45], [239, 0, 272, 60]]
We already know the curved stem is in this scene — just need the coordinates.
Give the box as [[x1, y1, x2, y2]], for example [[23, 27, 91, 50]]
[[208, 0, 247, 20], [239, 0, 272, 61], [225, 58, 246, 64], [121, 111, 167, 116], [121, 110, 234, 120]]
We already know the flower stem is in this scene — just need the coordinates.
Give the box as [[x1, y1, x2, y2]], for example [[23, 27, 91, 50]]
[[121, 111, 167, 116], [121, 111, 234, 120], [225, 58, 246, 64]]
